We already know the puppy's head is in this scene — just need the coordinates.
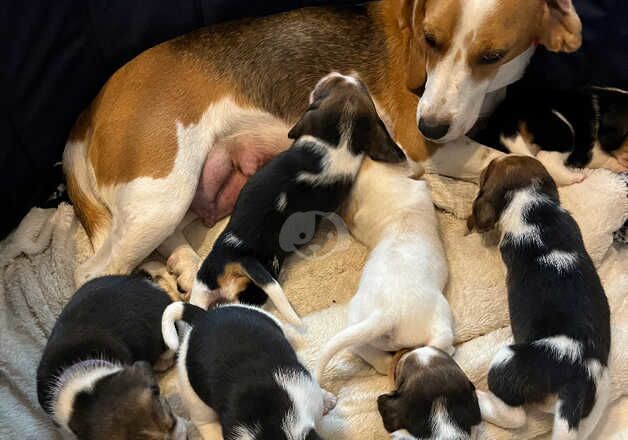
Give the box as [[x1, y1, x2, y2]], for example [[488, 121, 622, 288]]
[[68, 361, 185, 440], [466, 155, 558, 233], [378, 347, 481, 439], [288, 72, 406, 163]]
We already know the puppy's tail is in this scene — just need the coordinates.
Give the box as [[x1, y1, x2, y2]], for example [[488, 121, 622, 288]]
[[488, 341, 610, 437], [316, 311, 387, 380], [161, 301, 205, 351], [239, 257, 302, 327]]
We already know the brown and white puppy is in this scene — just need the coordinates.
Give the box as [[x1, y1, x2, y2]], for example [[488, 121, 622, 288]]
[[378, 347, 526, 440], [64, 0, 584, 293]]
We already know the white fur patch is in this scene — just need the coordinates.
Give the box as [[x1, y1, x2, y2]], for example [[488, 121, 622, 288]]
[[275, 370, 323, 439], [431, 398, 468, 439], [499, 188, 545, 246], [189, 279, 212, 309], [410, 346, 444, 366], [491, 346, 515, 368], [223, 232, 244, 248], [537, 250, 578, 273], [276, 192, 288, 212], [500, 134, 536, 156], [391, 429, 418, 440], [51, 360, 122, 430], [534, 335, 583, 363], [231, 424, 261, 440], [296, 136, 362, 185]]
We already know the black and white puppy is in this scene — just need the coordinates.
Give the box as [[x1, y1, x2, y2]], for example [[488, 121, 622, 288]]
[[378, 346, 525, 440], [189, 72, 406, 325], [475, 85, 628, 178], [467, 155, 611, 440], [37, 275, 186, 440], [162, 302, 336, 440]]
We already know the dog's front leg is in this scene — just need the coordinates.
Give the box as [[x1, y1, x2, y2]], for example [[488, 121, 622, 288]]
[[423, 136, 504, 182]]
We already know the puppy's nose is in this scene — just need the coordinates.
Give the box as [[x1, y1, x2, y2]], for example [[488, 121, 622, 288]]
[[418, 118, 451, 141]]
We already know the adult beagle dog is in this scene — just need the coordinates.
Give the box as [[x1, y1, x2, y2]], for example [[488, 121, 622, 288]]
[[63, 0, 583, 291]]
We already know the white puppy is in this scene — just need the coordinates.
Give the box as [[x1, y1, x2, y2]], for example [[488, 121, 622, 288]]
[[317, 158, 454, 378]]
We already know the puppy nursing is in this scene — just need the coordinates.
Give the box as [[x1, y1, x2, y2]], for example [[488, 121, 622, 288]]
[[468, 156, 612, 440], [317, 158, 454, 378], [190, 73, 405, 324], [162, 302, 336, 439]]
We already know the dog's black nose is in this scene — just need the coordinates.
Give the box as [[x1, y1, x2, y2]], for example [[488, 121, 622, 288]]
[[418, 118, 450, 141]]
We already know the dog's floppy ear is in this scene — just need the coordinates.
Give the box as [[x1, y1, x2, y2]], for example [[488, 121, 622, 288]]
[[467, 193, 498, 233], [397, 0, 427, 92], [354, 120, 407, 163], [377, 392, 406, 433], [476, 390, 526, 429], [538, 0, 582, 52], [288, 106, 340, 146]]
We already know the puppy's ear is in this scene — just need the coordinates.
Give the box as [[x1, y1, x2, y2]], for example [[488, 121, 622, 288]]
[[377, 392, 405, 433], [355, 121, 406, 163], [476, 390, 526, 429], [288, 111, 314, 140], [467, 194, 498, 233], [289, 107, 340, 146], [538, 0, 582, 52]]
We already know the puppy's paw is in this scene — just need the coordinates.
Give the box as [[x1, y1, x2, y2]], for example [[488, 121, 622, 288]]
[[167, 246, 201, 296], [139, 260, 180, 301], [536, 151, 586, 186]]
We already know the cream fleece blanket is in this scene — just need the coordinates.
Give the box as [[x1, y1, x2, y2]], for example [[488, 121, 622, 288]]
[[0, 169, 626, 439]]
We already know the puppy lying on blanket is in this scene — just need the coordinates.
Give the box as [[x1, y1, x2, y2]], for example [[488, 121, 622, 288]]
[[474, 85, 628, 184], [468, 156, 611, 440], [36, 275, 186, 440], [378, 347, 525, 440], [161, 302, 336, 439], [190, 72, 405, 325], [317, 158, 453, 378]]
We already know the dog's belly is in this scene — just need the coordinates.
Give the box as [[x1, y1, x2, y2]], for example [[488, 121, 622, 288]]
[[190, 134, 289, 227]]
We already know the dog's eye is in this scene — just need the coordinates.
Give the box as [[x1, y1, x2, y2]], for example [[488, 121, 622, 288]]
[[424, 32, 438, 49], [479, 51, 505, 65]]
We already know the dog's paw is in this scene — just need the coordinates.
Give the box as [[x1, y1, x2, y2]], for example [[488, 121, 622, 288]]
[[536, 151, 586, 186], [167, 246, 201, 296]]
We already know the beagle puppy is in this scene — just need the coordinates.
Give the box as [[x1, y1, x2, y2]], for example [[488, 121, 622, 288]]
[[37, 275, 186, 440], [190, 73, 405, 325], [474, 85, 628, 179], [468, 155, 611, 440], [378, 347, 525, 440], [161, 302, 336, 440], [316, 158, 453, 377]]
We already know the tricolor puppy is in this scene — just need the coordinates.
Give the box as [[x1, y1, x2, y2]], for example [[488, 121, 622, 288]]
[[36, 275, 186, 440], [316, 158, 452, 378], [64, 0, 584, 295], [467, 156, 611, 440], [378, 347, 525, 440], [475, 85, 628, 180], [161, 302, 336, 440], [190, 73, 405, 325]]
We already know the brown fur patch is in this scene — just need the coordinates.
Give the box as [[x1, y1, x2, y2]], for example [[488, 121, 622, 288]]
[[217, 262, 250, 300], [78, 3, 434, 194]]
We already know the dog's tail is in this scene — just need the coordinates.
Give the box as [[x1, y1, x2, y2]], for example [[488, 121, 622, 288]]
[[316, 311, 387, 380], [161, 301, 205, 351], [488, 340, 610, 437], [63, 116, 111, 251], [239, 257, 302, 327]]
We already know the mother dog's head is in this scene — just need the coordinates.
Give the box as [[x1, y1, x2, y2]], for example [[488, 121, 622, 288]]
[[397, 0, 582, 143]]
